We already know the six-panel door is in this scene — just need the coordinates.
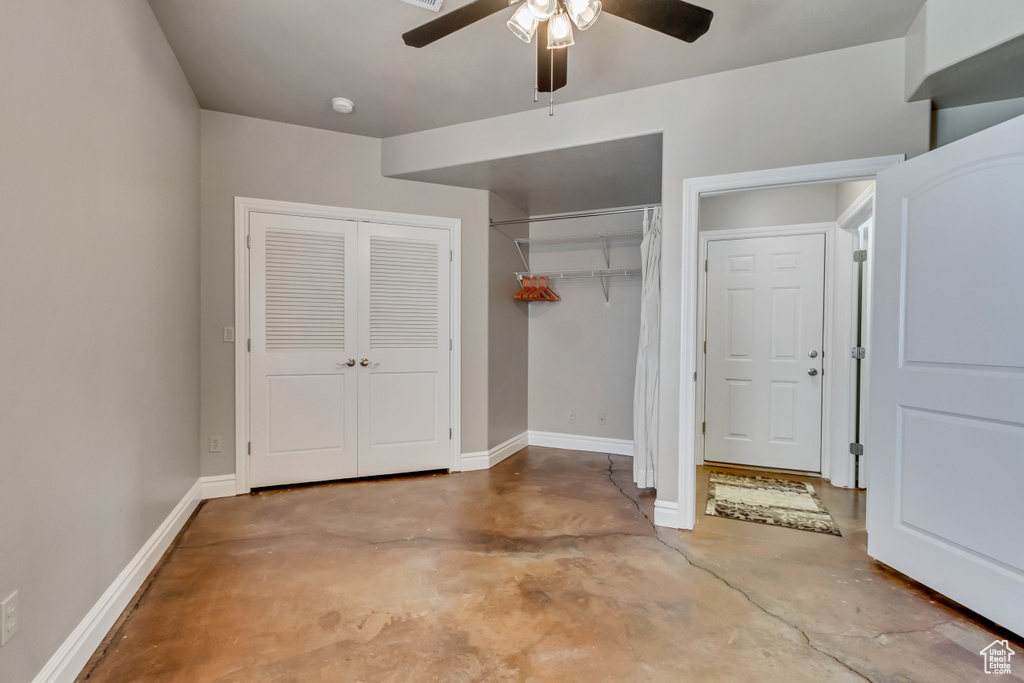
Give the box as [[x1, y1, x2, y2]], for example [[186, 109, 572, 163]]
[[704, 233, 826, 472]]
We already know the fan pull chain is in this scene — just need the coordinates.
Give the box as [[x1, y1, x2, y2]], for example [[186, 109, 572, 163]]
[[549, 55, 555, 116]]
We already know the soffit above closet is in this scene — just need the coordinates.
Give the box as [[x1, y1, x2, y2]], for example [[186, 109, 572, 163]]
[[395, 134, 663, 216], [146, 0, 924, 138]]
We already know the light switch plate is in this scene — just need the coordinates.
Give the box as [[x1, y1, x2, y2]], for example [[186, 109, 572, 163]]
[[223, 326, 235, 343]]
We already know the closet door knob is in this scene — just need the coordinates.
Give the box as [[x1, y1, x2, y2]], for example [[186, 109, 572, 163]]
[[359, 358, 379, 367], [338, 359, 356, 368], [807, 368, 819, 376]]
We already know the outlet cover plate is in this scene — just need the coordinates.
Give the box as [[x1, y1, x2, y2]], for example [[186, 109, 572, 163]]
[[2, 591, 18, 646]]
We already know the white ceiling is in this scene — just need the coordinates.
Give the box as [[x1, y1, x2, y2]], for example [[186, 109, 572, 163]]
[[147, 0, 925, 139]]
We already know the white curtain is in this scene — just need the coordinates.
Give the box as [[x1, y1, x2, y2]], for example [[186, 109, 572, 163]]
[[633, 206, 661, 489]]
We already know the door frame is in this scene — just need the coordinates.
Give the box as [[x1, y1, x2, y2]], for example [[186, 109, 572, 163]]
[[833, 186, 876, 489], [666, 155, 904, 530], [696, 223, 835, 477], [233, 197, 463, 495]]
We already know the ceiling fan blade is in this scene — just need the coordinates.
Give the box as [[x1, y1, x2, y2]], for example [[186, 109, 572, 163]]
[[403, 0, 513, 48], [537, 22, 568, 93], [601, 0, 713, 43]]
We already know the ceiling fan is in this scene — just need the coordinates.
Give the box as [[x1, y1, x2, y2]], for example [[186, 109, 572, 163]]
[[402, 0, 713, 113]]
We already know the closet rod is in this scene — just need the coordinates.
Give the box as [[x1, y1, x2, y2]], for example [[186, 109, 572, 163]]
[[489, 205, 658, 228]]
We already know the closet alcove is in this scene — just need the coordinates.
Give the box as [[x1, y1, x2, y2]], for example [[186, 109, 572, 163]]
[[495, 205, 653, 449]]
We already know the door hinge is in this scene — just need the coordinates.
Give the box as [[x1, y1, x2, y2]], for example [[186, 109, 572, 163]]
[[702, 421, 706, 435], [703, 340, 707, 354], [450, 249, 453, 262], [247, 441, 251, 455], [449, 427, 453, 440], [851, 346, 866, 360], [247, 338, 251, 352], [704, 259, 708, 272], [849, 442, 864, 456], [450, 338, 453, 351], [853, 250, 867, 262], [247, 234, 251, 249]]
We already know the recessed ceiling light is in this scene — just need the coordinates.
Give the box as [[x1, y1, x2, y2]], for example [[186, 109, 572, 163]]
[[331, 97, 354, 114]]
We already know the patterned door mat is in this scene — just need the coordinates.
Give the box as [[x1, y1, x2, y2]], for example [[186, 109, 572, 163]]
[[704, 471, 842, 536]]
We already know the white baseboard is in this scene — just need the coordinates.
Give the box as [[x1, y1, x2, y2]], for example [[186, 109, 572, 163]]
[[200, 474, 237, 500], [653, 499, 682, 529], [33, 479, 203, 683], [459, 431, 528, 472], [528, 430, 634, 457]]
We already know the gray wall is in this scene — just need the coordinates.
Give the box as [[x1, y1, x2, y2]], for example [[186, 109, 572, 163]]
[[0, 2, 201, 681], [527, 213, 644, 441], [199, 111, 492, 476], [699, 185, 839, 232], [382, 39, 931, 503], [836, 181, 875, 217], [932, 97, 1024, 147], [699, 182, 874, 233], [487, 196, 529, 449]]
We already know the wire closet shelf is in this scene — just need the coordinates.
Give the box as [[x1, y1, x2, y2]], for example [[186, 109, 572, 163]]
[[499, 205, 657, 302]]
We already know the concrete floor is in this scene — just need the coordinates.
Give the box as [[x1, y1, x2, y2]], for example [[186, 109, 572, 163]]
[[79, 447, 1022, 682]]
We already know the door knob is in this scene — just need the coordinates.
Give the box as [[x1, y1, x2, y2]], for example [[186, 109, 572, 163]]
[[359, 358, 379, 367], [807, 368, 819, 376], [808, 350, 818, 358], [338, 359, 356, 368]]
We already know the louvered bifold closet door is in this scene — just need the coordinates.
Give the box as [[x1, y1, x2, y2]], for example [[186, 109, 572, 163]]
[[249, 213, 358, 488], [357, 222, 451, 477]]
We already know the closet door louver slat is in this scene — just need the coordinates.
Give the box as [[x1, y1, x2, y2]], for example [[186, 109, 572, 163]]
[[265, 229, 346, 351], [369, 236, 439, 350]]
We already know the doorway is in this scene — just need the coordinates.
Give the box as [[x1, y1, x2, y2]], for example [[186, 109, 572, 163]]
[[668, 155, 902, 531], [234, 198, 463, 494]]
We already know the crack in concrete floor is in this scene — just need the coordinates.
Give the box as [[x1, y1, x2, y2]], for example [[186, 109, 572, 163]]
[[80, 450, 1019, 682], [605, 455, 873, 682]]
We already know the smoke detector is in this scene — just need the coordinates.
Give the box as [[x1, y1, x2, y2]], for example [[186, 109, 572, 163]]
[[398, 0, 444, 12], [331, 97, 354, 114]]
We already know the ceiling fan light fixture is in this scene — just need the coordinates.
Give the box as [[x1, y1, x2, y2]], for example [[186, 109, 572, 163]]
[[569, 0, 601, 30], [547, 10, 574, 49], [507, 3, 538, 43], [526, 0, 558, 21]]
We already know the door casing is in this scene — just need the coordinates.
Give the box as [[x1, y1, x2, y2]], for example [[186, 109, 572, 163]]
[[233, 197, 462, 495]]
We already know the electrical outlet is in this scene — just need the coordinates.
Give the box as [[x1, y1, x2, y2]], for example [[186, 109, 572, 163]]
[[1, 591, 18, 646], [598, 413, 607, 426], [210, 436, 222, 453], [569, 411, 576, 424], [223, 326, 235, 343]]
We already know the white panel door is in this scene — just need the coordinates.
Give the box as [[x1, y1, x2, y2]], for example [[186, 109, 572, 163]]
[[869, 115, 1024, 635], [357, 223, 451, 477], [704, 234, 826, 472], [250, 213, 358, 488]]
